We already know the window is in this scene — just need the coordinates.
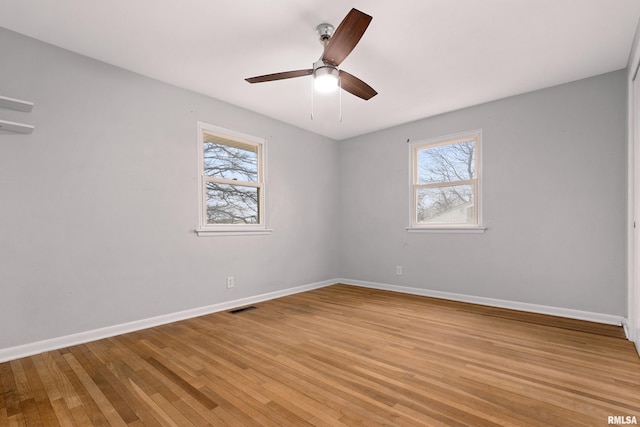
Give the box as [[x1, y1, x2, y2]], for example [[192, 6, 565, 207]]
[[197, 122, 269, 235], [409, 130, 484, 232]]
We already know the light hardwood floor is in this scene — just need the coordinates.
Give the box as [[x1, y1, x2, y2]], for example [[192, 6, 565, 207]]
[[1, 284, 639, 426]]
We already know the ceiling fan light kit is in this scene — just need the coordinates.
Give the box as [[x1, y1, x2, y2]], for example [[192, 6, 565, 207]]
[[245, 8, 377, 118], [313, 64, 339, 93]]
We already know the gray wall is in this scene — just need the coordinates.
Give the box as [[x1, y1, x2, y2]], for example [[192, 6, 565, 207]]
[[0, 28, 339, 349], [338, 70, 627, 316]]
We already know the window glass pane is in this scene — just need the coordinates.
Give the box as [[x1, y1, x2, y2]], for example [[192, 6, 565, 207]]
[[205, 182, 259, 224], [417, 184, 474, 224], [203, 135, 258, 182], [417, 140, 475, 184]]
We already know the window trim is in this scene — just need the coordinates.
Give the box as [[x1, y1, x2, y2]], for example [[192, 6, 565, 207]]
[[407, 129, 486, 233], [196, 122, 271, 236]]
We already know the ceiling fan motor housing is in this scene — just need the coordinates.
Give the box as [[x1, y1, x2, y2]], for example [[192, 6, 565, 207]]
[[316, 23, 335, 43]]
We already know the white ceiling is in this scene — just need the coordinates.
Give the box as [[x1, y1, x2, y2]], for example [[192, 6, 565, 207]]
[[1, 1, 640, 140]]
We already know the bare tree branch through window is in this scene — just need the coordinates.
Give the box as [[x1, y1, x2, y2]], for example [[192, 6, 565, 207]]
[[412, 133, 480, 226], [200, 129, 264, 227]]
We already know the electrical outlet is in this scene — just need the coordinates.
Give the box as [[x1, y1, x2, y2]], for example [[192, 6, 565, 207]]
[[396, 266, 403, 275], [226, 276, 235, 289]]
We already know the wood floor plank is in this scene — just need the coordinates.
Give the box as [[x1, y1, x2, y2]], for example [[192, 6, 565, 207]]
[[20, 357, 61, 426], [9, 359, 43, 427], [51, 350, 112, 426], [63, 350, 127, 427], [71, 345, 140, 424], [1, 284, 639, 426], [49, 398, 80, 427], [143, 357, 217, 411], [0, 359, 20, 418], [127, 379, 182, 427], [0, 363, 5, 414]]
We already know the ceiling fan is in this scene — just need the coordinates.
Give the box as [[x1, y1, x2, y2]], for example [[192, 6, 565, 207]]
[[245, 8, 377, 101]]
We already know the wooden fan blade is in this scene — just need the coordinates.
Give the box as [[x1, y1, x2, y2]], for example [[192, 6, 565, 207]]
[[339, 70, 377, 100], [245, 69, 313, 83], [322, 8, 372, 66]]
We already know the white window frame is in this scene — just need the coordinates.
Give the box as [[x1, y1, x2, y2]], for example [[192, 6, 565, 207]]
[[407, 129, 486, 233], [196, 122, 271, 236]]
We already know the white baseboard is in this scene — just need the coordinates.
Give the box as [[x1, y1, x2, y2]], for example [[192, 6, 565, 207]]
[[338, 279, 626, 327], [1, 278, 630, 363], [622, 319, 630, 339], [0, 279, 333, 363]]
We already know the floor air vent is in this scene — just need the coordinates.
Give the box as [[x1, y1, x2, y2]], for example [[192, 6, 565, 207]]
[[228, 306, 257, 314]]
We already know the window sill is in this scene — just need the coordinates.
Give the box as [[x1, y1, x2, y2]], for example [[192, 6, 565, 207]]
[[196, 228, 273, 237], [406, 226, 487, 234]]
